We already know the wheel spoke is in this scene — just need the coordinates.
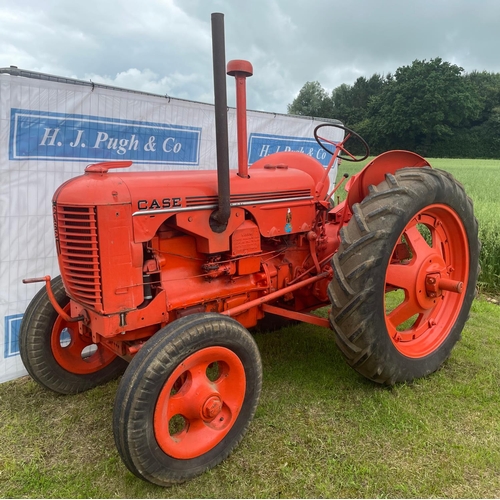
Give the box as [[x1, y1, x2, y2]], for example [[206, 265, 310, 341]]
[[386, 260, 418, 291], [337, 133, 358, 160], [386, 296, 422, 332], [214, 368, 246, 413], [338, 146, 357, 160], [167, 364, 214, 421], [318, 135, 356, 160], [404, 223, 435, 265], [167, 388, 199, 422], [177, 417, 225, 449], [316, 134, 336, 147]]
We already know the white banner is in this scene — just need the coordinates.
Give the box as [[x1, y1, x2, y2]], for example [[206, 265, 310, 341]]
[[0, 70, 341, 383]]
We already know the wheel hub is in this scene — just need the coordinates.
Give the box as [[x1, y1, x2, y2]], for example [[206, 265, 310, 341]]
[[416, 255, 446, 309], [415, 256, 463, 309], [202, 395, 223, 420]]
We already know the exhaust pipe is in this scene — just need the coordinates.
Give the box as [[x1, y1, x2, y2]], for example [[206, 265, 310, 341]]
[[209, 12, 231, 233], [227, 59, 253, 178]]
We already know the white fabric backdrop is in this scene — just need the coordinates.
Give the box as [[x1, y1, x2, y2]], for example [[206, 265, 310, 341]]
[[0, 71, 341, 383]]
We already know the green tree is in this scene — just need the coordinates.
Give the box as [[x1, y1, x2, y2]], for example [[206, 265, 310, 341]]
[[366, 58, 481, 154], [458, 71, 500, 157], [465, 70, 500, 125], [287, 60, 500, 157], [331, 74, 385, 126], [287, 81, 333, 118]]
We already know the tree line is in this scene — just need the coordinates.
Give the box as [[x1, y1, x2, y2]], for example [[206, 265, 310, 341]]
[[287, 58, 500, 158]]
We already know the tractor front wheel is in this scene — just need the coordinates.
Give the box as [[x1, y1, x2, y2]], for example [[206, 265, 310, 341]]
[[328, 167, 479, 384], [113, 313, 262, 486], [19, 276, 127, 394]]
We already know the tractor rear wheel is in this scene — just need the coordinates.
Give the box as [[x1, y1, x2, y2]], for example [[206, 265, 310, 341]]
[[328, 167, 479, 384], [19, 275, 127, 394], [113, 313, 262, 486]]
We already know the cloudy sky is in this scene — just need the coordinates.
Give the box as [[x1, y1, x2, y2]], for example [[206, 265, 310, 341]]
[[1, 0, 499, 114]]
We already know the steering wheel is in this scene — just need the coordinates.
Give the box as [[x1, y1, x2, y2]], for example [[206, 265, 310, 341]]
[[314, 123, 370, 162]]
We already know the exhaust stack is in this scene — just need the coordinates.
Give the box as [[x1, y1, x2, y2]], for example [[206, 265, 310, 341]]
[[227, 59, 253, 178], [209, 12, 231, 233]]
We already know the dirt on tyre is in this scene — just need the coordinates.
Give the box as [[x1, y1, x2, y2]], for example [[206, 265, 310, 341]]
[[19, 275, 127, 394], [328, 167, 480, 384], [113, 312, 262, 487]]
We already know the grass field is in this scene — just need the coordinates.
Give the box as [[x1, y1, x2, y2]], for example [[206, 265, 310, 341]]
[[1, 297, 499, 498], [1, 157, 499, 498], [433, 158, 500, 293]]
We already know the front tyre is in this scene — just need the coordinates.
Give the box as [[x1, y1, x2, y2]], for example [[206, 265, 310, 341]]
[[329, 167, 479, 384], [113, 313, 262, 486], [19, 276, 127, 394]]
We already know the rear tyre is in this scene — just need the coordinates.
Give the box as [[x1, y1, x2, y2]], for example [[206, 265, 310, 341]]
[[328, 167, 479, 384], [113, 313, 262, 486], [19, 276, 127, 394]]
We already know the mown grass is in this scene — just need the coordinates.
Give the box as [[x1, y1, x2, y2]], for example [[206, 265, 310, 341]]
[[337, 157, 500, 293], [1, 297, 499, 498], [431, 158, 500, 293], [1, 156, 498, 497]]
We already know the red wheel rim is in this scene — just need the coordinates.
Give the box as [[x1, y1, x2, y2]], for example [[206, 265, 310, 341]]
[[50, 305, 117, 374], [384, 204, 469, 358], [154, 346, 246, 459]]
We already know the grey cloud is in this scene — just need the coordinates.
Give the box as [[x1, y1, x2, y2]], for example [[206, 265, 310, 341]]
[[1, 0, 499, 113]]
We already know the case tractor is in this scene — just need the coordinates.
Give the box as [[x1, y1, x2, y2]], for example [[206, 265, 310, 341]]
[[20, 13, 479, 486]]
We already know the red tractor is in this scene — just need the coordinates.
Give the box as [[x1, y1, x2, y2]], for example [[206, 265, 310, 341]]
[[20, 13, 479, 486]]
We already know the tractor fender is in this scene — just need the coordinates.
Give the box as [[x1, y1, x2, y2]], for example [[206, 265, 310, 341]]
[[345, 150, 430, 209]]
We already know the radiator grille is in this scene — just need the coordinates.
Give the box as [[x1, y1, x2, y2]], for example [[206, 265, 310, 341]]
[[56, 205, 102, 308]]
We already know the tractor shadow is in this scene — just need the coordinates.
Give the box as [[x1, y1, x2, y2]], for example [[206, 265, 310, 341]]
[[253, 316, 375, 393]]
